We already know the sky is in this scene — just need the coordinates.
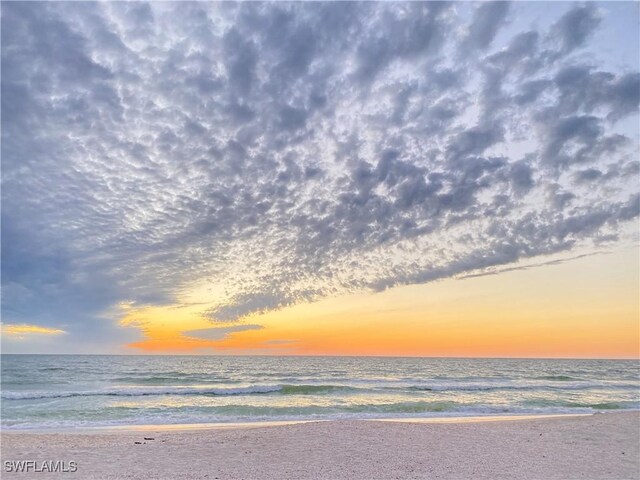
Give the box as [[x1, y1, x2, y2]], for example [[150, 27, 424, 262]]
[[1, 1, 639, 357]]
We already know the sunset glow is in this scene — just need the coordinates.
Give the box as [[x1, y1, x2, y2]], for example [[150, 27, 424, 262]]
[[119, 248, 639, 358]]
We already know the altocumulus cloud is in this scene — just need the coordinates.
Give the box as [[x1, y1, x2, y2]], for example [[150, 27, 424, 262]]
[[1, 2, 639, 349]]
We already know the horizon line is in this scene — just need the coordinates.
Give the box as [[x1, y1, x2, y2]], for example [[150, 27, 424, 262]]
[[1, 353, 638, 361]]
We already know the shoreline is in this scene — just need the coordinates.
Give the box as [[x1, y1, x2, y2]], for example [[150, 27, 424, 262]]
[[0, 411, 603, 434], [2, 412, 638, 479]]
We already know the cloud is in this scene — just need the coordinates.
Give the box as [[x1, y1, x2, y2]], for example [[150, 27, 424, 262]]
[[553, 65, 640, 122], [1, 2, 638, 347], [2, 324, 67, 338], [263, 339, 298, 346], [574, 168, 603, 184], [463, 1, 511, 51], [458, 251, 610, 279], [184, 324, 264, 341], [551, 4, 602, 55]]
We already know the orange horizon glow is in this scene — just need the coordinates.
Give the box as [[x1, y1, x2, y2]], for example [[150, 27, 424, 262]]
[[116, 247, 640, 359]]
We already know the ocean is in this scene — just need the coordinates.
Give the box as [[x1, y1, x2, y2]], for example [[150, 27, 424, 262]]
[[1, 355, 638, 430]]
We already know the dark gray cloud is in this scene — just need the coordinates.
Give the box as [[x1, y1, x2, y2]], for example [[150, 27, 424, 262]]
[[552, 3, 602, 55], [1, 2, 638, 349], [354, 2, 451, 82], [554, 65, 640, 121], [574, 168, 603, 184], [463, 1, 511, 51]]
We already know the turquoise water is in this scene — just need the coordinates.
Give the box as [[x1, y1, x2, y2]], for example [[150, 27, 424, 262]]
[[1, 355, 638, 429]]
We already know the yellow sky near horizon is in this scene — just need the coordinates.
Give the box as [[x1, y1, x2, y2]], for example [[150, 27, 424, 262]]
[[117, 246, 640, 358]]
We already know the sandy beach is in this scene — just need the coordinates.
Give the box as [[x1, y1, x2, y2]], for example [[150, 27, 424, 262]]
[[1, 412, 638, 479]]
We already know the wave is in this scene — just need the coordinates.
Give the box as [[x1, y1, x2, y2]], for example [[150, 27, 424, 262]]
[[404, 382, 639, 392], [1, 385, 283, 400], [5, 402, 639, 431], [279, 384, 355, 395], [522, 399, 639, 410], [344, 401, 458, 413], [4, 378, 638, 400], [110, 375, 227, 385], [534, 375, 575, 381], [1, 384, 366, 400]]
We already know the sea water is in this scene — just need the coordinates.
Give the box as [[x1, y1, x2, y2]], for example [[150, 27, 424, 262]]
[[1, 355, 638, 429]]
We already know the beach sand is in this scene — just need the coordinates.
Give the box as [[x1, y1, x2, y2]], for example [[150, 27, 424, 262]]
[[1, 412, 638, 479]]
